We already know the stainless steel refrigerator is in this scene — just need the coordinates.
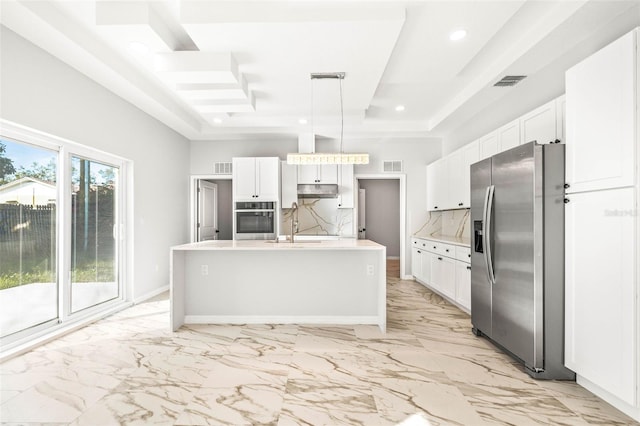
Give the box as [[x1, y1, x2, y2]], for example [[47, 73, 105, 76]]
[[470, 141, 575, 380]]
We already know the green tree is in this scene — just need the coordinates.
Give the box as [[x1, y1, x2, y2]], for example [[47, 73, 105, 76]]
[[0, 142, 16, 184], [13, 158, 57, 183]]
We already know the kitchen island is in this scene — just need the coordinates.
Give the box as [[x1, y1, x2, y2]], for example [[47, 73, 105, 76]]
[[170, 239, 386, 332]]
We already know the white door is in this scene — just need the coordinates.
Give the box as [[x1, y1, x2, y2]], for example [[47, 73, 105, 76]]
[[358, 188, 366, 239], [198, 181, 218, 241]]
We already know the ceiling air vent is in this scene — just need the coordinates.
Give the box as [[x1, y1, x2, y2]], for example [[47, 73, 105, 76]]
[[493, 75, 527, 87], [383, 160, 403, 173], [214, 162, 232, 175]]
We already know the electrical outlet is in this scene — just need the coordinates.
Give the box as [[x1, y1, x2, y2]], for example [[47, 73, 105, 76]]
[[366, 264, 374, 276], [201, 264, 209, 276]]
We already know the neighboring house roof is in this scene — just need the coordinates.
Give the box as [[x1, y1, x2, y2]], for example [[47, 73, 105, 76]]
[[0, 176, 55, 191], [0, 177, 57, 205]]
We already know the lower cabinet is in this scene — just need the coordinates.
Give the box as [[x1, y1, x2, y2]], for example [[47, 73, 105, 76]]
[[411, 237, 471, 311], [455, 261, 471, 310], [431, 254, 456, 300]]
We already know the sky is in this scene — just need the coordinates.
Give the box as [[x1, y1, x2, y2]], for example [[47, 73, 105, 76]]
[[1, 138, 55, 170], [1, 138, 116, 184]]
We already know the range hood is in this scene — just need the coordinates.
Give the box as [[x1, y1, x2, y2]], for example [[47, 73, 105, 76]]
[[297, 184, 338, 199]]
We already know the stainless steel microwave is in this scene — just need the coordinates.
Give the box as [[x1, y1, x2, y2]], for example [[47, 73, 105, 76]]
[[234, 201, 276, 240]]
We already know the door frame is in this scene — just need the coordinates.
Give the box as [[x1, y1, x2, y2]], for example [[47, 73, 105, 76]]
[[189, 174, 231, 243], [355, 174, 408, 279]]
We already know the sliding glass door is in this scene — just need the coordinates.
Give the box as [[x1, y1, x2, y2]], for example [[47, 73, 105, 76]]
[[0, 122, 128, 345], [70, 157, 119, 313], [0, 139, 58, 338]]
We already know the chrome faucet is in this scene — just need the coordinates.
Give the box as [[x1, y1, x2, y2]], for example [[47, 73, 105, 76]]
[[289, 202, 299, 243]]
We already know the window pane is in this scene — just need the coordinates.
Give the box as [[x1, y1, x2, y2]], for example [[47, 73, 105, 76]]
[[0, 139, 58, 338], [70, 157, 118, 313]]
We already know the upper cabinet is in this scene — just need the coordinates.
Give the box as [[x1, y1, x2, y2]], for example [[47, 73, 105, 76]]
[[520, 99, 559, 145], [232, 157, 280, 201], [426, 95, 565, 212], [427, 158, 448, 210], [427, 141, 478, 211], [497, 119, 520, 152], [565, 30, 635, 193], [460, 141, 480, 207], [298, 164, 338, 184], [478, 132, 498, 160]]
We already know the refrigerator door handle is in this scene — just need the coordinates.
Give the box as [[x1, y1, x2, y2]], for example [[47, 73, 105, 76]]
[[483, 185, 496, 285]]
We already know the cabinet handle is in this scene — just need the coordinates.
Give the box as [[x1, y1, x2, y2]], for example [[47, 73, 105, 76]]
[[434, 206, 438, 209], [422, 243, 426, 247], [466, 266, 471, 270], [564, 183, 570, 189], [458, 202, 463, 206], [554, 139, 561, 144], [433, 246, 436, 249], [445, 249, 449, 252], [564, 198, 570, 204], [468, 254, 471, 258], [437, 257, 443, 261], [417, 250, 421, 254]]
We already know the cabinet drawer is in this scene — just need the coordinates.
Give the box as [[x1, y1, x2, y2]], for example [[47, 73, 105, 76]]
[[455, 246, 471, 263], [426, 241, 455, 257]]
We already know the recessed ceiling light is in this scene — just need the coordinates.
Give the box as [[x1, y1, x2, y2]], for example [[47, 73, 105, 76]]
[[213, 118, 223, 124], [299, 118, 308, 125], [449, 29, 467, 41], [395, 105, 405, 112]]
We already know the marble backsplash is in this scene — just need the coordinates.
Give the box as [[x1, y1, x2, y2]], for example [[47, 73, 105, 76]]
[[281, 199, 353, 237], [414, 209, 470, 240]]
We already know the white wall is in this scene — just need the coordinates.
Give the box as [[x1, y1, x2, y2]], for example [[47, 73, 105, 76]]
[[0, 26, 190, 300], [191, 136, 442, 276]]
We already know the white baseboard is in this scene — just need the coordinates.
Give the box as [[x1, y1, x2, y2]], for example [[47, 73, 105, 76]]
[[134, 285, 169, 304], [577, 375, 640, 422], [183, 315, 381, 325]]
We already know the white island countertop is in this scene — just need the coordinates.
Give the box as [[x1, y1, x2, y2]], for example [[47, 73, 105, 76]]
[[172, 239, 384, 251]]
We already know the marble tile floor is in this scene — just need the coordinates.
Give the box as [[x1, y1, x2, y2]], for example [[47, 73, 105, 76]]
[[1, 273, 638, 425]]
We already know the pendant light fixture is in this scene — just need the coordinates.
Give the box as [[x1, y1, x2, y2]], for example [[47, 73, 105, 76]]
[[287, 72, 369, 165]]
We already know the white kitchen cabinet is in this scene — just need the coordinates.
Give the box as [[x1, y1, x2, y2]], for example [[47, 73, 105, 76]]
[[461, 141, 479, 208], [232, 157, 280, 201], [520, 99, 558, 145], [563, 29, 639, 421], [430, 254, 455, 300], [497, 119, 520, 152], [565, 30, 635, 193], [479, 132, 498, 160], [298, 164, 338, 184], [556, 95, 565, 145], [565, 188, 636, 406], [447, 150, 464, 209], [455, 261, 471, 311], [427, 158, 449, 211], [337, 164, 354, 208], [280, 161, 297, 208], [412, 237, 471, 311]]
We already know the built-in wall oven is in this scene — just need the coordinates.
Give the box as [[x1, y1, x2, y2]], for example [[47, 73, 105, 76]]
[[234, 201, 276, 240]]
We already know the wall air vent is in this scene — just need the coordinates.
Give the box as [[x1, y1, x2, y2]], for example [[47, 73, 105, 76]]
[[383, 160, 403, 172], [214, 162, 232, 175], [493, 75, 527, 87]]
